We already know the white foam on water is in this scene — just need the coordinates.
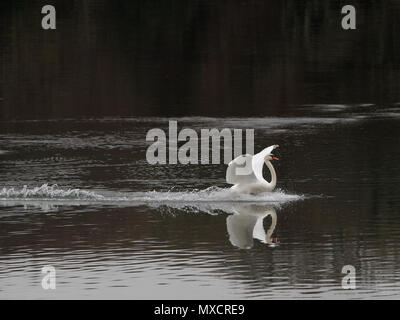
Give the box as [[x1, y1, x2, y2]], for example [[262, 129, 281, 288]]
[[116, 186, 302, 203], [0, 184, 304, 213], [0, 184, 104, 200]]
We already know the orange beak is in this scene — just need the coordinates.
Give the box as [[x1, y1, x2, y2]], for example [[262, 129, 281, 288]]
[[272, 156, 279, 160]]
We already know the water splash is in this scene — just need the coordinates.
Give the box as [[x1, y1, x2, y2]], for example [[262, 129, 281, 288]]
[[0, 184, 104, 200], [0, 184, 303, 214], [115, 186, 302, 203]]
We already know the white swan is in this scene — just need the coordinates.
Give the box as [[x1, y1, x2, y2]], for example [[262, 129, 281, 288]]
[[226, 204, 277, 249], [226, 145, 279, 194]]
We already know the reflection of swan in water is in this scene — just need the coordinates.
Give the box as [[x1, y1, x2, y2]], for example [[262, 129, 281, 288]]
[[226, 204, 278, 249]]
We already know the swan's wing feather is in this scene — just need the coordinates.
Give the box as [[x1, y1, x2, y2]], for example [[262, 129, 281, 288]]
[[263, 144, 279, 155], [252, 145, 279, 182], [226, 154, 258, 184], [252, 154, 265, 182]]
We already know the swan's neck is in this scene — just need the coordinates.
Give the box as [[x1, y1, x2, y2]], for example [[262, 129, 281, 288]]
[[264, 161, 277, 191]]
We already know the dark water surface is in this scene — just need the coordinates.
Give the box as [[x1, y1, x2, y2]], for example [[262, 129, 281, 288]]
[[2, 1, 400, 119], [1, 106, 400, 299]]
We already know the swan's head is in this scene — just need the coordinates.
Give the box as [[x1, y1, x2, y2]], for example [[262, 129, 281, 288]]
[[265, 154, 279, 162], [263, 145, 279, 162]]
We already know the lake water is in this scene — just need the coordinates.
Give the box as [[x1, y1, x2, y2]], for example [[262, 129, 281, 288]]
[[1, 105, 400, 299]]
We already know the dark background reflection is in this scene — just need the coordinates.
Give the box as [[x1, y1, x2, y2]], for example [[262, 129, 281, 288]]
[[1, 0, 400, 120]]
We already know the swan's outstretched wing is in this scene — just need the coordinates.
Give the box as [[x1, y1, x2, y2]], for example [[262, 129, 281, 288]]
[[252, 145, 279, 182], [226, 154, 258, 185]]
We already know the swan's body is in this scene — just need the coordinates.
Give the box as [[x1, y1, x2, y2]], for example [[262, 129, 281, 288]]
[[226, 145, 279, 195], [226, 204, 277, 249]]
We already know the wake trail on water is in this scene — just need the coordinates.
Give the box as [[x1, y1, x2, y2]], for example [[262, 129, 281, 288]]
[[0, 184, 304, 213], [0, 184, 104, 200]]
